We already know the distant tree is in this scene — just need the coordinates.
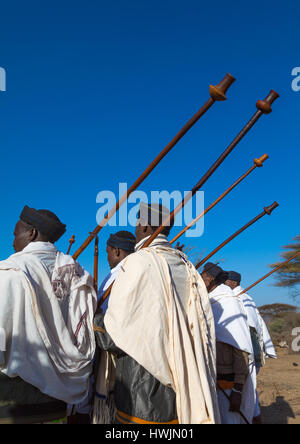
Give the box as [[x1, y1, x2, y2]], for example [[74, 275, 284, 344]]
[[259, 303, 299, 317], [258, 304, 300, 347], [271, 235, 300, 300]]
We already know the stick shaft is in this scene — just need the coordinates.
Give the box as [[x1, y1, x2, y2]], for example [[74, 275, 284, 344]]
[[142, 110, 265, 250], [170, 164, 257, 244], [66, 235, 75, 255], [93, 236, 99, 293], [196, 211, 267, 269], [196, 201, 279, 269], [239, 251, 300, 296]]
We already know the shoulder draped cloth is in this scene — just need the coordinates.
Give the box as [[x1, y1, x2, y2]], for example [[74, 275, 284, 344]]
[[233, 286, 276, 360], [104, 246, 220, 424], [209, 284, 256, 423], [0, 243, 97, 404]]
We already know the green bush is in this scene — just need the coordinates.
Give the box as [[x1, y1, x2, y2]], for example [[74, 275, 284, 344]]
[[269, 318, 285, 334]]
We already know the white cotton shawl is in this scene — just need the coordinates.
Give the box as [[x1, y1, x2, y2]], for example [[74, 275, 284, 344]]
[[233, 286, 276, 360], [0, 328, 5, 351], [97, 258, 127, 312], [0, 242, 97, 404], [260, 315, 277, 359], [104, 239, 220, 424], [233, 286, 263, 338], [210, 285, 253, 355], [209, 284, 256, 423]]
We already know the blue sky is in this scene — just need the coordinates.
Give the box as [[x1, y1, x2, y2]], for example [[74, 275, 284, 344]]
[[0, 0, 299, 307]]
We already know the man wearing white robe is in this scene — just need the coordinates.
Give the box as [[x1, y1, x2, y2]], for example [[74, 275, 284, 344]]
[[98, 231, 136, 313], [201, 263, 256, 424], [225, 271, 276, 423], [233, 289, 276, 362], [94, 203, 220, 424], [0, 206, 97, 424], [68, 231, 136, 424]]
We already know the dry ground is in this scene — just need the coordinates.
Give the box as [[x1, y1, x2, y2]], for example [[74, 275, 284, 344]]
[[257, 347, 300, 424]]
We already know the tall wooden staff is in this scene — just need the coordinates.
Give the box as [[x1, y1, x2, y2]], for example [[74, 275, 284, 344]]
[[98, 91, 279, 308], [195, 202, 279, 269], [170, 154, 269, 244], [238, 251, 300, 297], [73, 73, 236, 260], [88, 232, 99, 292], [140, 91, 279, 251], [66, 235, 75, 255], [93, 235, 99, 293]]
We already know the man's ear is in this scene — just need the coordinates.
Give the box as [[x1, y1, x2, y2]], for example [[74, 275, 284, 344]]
[[143, 225, 149, 234], [28, 227, 38, 242], [116, 247, 121, 258]]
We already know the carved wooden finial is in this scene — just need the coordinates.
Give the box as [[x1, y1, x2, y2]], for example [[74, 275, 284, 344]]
[[254, 154, 269, 167], [256, 90, 279, 114], [209, 73, 236, 101]]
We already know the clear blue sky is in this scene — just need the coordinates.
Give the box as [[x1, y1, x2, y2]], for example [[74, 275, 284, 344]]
[[0, 0, 299, 307]]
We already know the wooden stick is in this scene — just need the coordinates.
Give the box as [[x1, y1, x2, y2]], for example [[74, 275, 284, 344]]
[[141, 91, 279, 251], [195, 202, 279, 269], [170, 154, 269, 244], [73, 74, 236, 260], [66, 235, 75, 255], [98, 91, 279, 308], [238, 251, 300, 297]]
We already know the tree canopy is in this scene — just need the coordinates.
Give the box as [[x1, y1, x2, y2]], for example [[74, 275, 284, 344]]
[[271, 235, 300, 299], [259, 303, 299, 317]]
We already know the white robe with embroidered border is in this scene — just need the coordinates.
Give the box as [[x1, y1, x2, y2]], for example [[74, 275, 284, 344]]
[[104, 236, 220, 424], [209, 284, 256, 424], [0, 242, 97, 404]]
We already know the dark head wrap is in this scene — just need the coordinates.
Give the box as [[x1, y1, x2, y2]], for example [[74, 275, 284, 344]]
[[203, 262, 223, 279], [20, 205, 66, 243], [218, 270, 229, 284], [107, 231, 136, 252], [227, 271, 242, 284]]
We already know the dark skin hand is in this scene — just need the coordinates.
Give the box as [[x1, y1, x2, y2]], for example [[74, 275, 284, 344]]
[[229, 384, 243, 412]]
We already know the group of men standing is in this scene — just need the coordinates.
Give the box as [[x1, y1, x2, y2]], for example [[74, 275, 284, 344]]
[[0, 203, 276, 424]]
